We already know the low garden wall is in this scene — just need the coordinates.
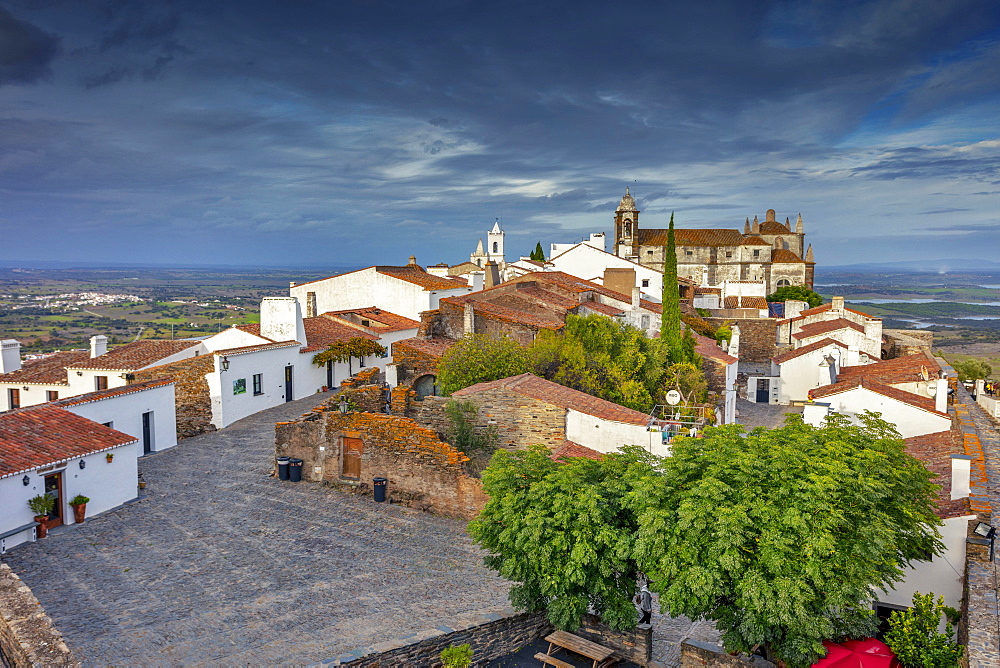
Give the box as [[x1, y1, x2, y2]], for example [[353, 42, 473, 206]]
[[680, 640, 773, 667], [0, 563, 77, 666]]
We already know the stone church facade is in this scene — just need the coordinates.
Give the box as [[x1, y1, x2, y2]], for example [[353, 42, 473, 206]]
[[611, 188, 815, 294]]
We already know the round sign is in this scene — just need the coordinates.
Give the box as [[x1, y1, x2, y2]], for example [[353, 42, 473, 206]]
[[665, 389, 682, 406]]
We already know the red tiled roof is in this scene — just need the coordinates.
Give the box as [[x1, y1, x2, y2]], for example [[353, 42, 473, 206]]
[[0, 350, 90, 385], [301, 317, 377, 353], [0, 406, 137, 478], [215, 341, 301, 356], [639, 228, 745, 247], [53, 379, 174, 407], [467, 300, 566, 330], [793, 318, 866, 340], [393, 336, 457, 359], [740, 235, 771, 246], [758, 220, 791, 234], [580, 301, 626, 317], [836, 352, 942, 385], [551, 440, 604, 462], [454, 373, 651, 425], [694, 334, 738, 364], [66, 340, 200, 371], [904, 430, 971, 519], [771, 249, 805, 263], [320, 307, 420, 334], [809, 377, 947, 416], [772, 338, 846, 364], [293, 265, 469, 291], [514, 286, 580, 310], [694, 287, 721, 295], [723, 296, 768, 310], [788, 303, 878, 322]]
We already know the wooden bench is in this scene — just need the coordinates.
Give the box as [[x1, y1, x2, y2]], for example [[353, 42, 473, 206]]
[[544, 629, 616, 668], [534, 651, 574, 668]]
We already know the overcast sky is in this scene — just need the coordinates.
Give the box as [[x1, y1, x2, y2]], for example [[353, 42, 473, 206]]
[[2, 0, 1000, 269]]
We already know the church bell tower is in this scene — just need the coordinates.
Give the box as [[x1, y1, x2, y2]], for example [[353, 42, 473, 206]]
[[614, 187, 640, 260]]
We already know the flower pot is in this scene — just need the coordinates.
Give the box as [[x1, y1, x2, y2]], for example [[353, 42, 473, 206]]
[[34, 515, 48, 539], [138, 481, 147, 489], [71, 503, 86, 524], [106, 454, 114, 463]]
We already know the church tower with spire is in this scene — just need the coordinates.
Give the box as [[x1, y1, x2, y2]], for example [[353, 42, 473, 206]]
[[487, 219, 505, 264]]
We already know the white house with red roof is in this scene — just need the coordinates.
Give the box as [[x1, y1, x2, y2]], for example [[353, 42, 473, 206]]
[[289, 260, 472, 321], [777, 296, 883, 360], [0, 379, 176, 552], [545, 241, 665, 302]]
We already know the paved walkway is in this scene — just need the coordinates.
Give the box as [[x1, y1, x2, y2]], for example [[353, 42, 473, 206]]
[[2, 394, 718, 666], [735, 398, 803, 430]]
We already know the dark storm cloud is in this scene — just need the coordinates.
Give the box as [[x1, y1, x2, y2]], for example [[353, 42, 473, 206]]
[[0, 7, 59, 85]]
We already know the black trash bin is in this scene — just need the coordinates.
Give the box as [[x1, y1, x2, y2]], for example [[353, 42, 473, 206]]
[[288, 458, 303, 482], [276, 456, 290, 481], [373, 477, 387, 502]]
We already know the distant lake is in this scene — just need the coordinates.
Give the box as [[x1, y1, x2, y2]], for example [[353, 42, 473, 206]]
[[852, 299, 1000, 306], [981, 285, 1000, 289]]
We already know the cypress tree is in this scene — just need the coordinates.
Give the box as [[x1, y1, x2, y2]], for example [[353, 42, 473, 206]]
[[661, 212, 683, 363], [530, 242, 545, 261]]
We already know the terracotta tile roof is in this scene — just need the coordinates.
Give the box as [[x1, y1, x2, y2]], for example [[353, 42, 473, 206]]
[[448, 261, 483, 276], [770, 249, 805, 263], [375, 266, 468, 290], [52, 379, 174, 407], [580, 301, 625, 317], [551, 440, 604, 462], [903, 430, 971, 519], [740, 235, 771, 246], [454, 373, 651, 426], [723, 296, 768, 310], [215, 341, 301, 356], [514, 286, 580, 310], [0, 405, 137, 479], [793, 318, 866, 340], [0, 350, 90, 385], [320, 307, 420, 334], [694, 334, 738, 364], [809, 377, 947, 416], [694, 287, 721, 295], [639, 228, 745, 247], [791, 303, 878, 321], [836, 352, 942, 385], [301, 317, 377, 353], [772, 338, 846, 364], [394, 336, 457, 359], [66, 340, 200, 371], [468, 300, 566, 330], [758, 220, 791, 234]]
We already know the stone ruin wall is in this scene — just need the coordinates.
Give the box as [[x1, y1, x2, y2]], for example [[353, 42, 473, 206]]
[[133, 354, 215, 439]]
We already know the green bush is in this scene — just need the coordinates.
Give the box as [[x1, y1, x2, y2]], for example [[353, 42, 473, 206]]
[[440, 643, 473, 668], [885, 592, 964, 668], [27, 494, 54, 516], [69, 494, 90, 506]]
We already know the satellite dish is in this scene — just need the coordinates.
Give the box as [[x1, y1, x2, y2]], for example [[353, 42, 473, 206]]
[[666, 390, 682, 406], [927, 383, 938, 397]]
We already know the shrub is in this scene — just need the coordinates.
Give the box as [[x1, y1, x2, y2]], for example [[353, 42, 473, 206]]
[[440, 643, 473, 668], [885, 592, 964, 668], [69, 494, 90, 506], [27, 494, 54, 516]]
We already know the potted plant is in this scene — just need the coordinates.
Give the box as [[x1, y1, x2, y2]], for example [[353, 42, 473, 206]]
[[106, 453, 114, 463], [69, 494, 90, 524], [27, 494, 54, 538]]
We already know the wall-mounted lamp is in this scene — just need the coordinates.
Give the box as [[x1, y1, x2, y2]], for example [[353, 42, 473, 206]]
[[221, 357, 230, 372], [76, 371, 83, 376], [22, 386, 29, 392], [22, 475, 30, 486], [79, 459, 86, 470], [338, 397, 349, 414], [974, 522, 995, 540]]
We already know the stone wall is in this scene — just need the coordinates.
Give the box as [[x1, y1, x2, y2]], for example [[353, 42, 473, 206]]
[[576, 614, 652, 665], [275, 410, 488, 519], [407, 389, 566, 451], [706, 317, 778, 363], [680, 640, 773, 667], [133, 354, 215, 439], [344, 611, 552, 667], [0, 563, 77, 667], [962, 512, 1000, 668], [883, 329, 933, 358], [393, 340, 443, 387]]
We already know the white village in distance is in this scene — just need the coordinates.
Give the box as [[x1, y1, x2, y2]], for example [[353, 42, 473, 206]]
[[0, 188, 994, 666]]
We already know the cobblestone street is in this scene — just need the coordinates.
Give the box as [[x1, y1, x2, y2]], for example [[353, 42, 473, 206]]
[[2, 393, 717, 665], [735, 398, 803, 430]]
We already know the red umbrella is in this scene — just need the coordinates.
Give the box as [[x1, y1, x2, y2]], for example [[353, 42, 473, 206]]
[[812, 638, 900, 667]]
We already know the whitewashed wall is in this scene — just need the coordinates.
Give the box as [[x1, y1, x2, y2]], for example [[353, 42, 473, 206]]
[[208, 345, 300, 429], [775, 345, 841, 405], [548, 243, 663, 301], [565, 410, 668, 457], [0, 381, 69, 410], [803, 386, 951, 438], [203, 326, 268, 352], [1, 440, 138, 551], [63, 383, 177, 453], [879, 514, 973, 611]]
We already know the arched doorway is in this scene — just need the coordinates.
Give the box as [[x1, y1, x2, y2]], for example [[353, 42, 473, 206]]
[[413, 374, 438, 400]]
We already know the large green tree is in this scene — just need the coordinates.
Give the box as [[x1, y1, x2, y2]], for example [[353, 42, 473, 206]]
[[437, 333, 530, 396], [530, 242, 546, 262], [631, 413, 943, 666], [471, 413, 944, 667], [953, 358, 992, 382], [767, 285, 824, 308], [529, 314, 663, 412]]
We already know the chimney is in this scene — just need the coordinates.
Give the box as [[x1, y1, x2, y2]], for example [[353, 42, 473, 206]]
[[951, 455, 972, 500], [484, 261, 500, 289], [90, 335, 108, 358], [936, 377, 948, 413], [831, 296, 845, 312], [470, 271, 485, 292], [631, 287, 642, 311], [408, 255, 418, 267], [846, 344, 859, 367], [0, 339, 21, 373], [603, 267, 636, 297], [306, 292, 317, 318], [260, 297, 306, 344], [728, 324, 740, 358], [464, 302, 475, 335], [588, 232, 606, 252], [784, 299, 808, 319], [289, 281, 297, 288]]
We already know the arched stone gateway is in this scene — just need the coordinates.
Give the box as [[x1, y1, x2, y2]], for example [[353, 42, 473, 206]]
[[413, 374, 438, 400]]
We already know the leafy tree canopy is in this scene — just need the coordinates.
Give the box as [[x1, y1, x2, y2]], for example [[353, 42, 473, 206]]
[[471, 413, 944, 667], [438, 333, 530, 396], [953, 358, 992, 381], [528, 314, 664, 412], [312, 337, 387, 367], [767, 285, 824, 308]]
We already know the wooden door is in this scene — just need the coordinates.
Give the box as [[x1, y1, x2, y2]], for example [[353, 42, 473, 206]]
[[342, 438, 363, 479], [284, 366, 293, 403], [43, 472, 64, 528]]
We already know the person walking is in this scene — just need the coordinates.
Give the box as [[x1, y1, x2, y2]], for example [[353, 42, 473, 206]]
[[634, 583, 653, 625]]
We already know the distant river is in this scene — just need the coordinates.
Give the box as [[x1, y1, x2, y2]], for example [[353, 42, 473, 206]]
[[851, 299, 1000, 306]]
